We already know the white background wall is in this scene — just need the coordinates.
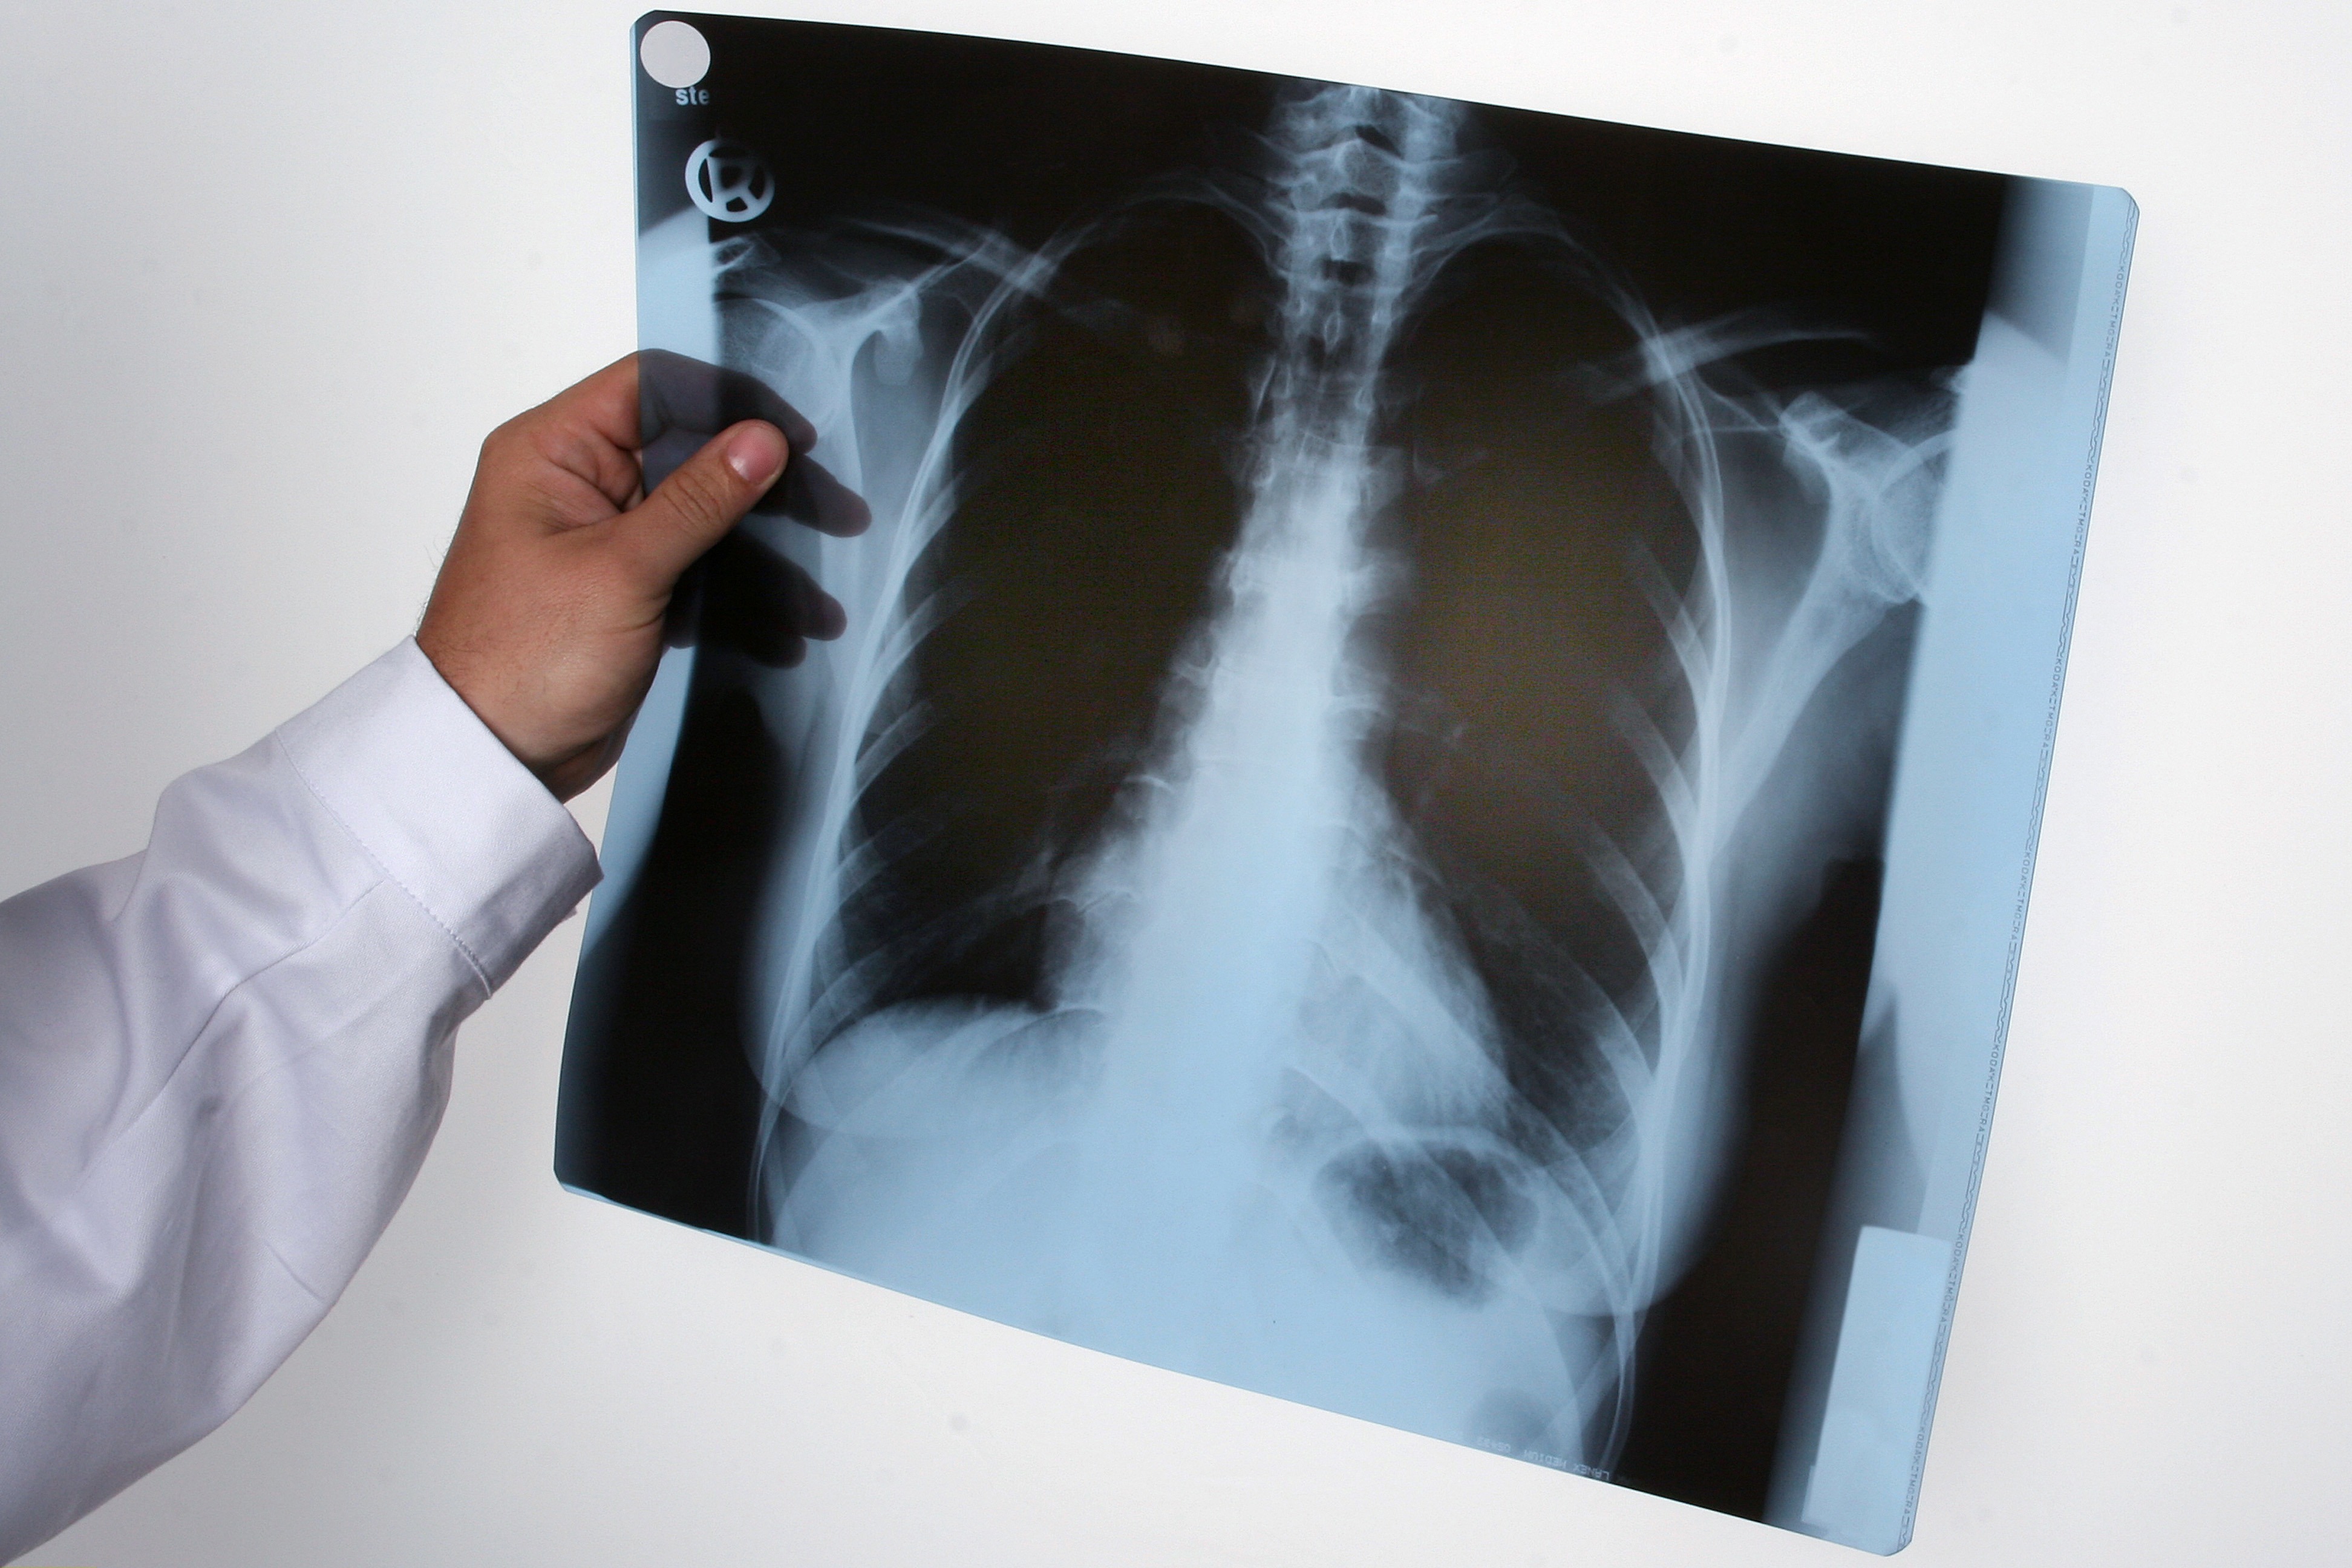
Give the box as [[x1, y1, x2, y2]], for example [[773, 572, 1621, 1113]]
[[4, 1, 2345, 1563]]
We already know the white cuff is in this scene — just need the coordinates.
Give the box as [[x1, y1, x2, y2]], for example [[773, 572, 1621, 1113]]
[[273, 639, 603, 991]]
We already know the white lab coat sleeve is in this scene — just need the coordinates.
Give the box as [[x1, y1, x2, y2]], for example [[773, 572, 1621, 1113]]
[[0, 639, 602, 1561]]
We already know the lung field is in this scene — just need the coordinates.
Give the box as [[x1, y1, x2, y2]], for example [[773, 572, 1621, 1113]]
[[844, 204, 1263, 1010]]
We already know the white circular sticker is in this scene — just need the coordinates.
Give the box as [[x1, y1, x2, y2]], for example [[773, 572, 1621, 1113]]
[[639, 20, 710, 90]]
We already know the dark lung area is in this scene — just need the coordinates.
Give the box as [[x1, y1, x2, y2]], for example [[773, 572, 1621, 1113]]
[[1318, 1140, 1539, 1302], [840, 201, 1265, 1011]]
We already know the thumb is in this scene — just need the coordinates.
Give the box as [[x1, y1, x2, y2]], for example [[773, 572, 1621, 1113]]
[[625, 420, 788, 581]]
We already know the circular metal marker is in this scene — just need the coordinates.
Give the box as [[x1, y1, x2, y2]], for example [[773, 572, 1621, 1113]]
[[640, 20, 710, 90], [685, 139, 774, 223]]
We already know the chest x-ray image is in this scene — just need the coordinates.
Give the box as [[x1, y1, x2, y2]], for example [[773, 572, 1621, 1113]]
[[560, 13, 2134, 1553]]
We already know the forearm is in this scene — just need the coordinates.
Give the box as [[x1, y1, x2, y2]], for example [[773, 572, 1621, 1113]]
[[0, 641, 599, 1559]]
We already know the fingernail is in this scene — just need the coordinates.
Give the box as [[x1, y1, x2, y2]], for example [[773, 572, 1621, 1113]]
[[726, 425, 787, 487]]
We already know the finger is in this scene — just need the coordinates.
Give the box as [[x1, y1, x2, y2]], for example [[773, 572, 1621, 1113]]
[[637, 426, 706, 500], [622, 420, 789, 583], [639, 349, 819, 453], [517, 350, 824, 463], [801, 573, 848, 641], [521, 353, 639, 448], [494, 356, 645, 509], [754, 453, 873, 535], [694, 533, 849, 667]]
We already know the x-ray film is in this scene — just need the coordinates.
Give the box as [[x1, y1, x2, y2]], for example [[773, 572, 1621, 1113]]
[[560, 14, 2134, 1552]]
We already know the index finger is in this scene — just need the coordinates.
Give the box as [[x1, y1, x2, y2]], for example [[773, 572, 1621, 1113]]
[[638, 349, 820, 454], [529, 353, 647, 456]]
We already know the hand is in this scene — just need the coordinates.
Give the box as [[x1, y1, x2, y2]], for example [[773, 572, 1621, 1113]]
[[417, 352, 868, 801]]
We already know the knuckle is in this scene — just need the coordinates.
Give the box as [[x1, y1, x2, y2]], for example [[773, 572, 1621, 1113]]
[[663, 456, 739, 524], [477, 419, 532, 472]]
